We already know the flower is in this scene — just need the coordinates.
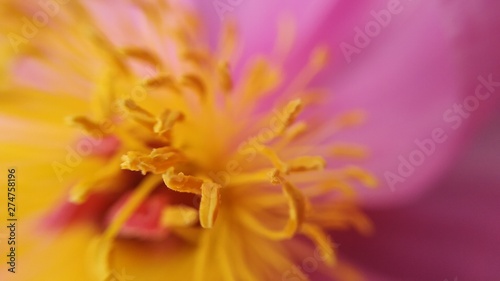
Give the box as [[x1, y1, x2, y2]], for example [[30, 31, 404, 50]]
[[1, 1, 499, 281]]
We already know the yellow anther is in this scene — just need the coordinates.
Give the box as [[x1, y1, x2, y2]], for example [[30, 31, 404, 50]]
[[65, 116, 104, 137], [331, 144, 368, 159], [181, 74, 206, 97], [275, 99, 303, 135], [154, 110, 184, 139], [242, 58, 282, 99], [162, 168, 203, 194], [161, 205, 199, 227], [199, 182, 222, 228], [342, 166, 378, 188], [287, 156, 326, 173], [310, 46, 330, 71], [121, 99, 157, 127], [283, 121, 307, 141], [144, 74, 179, 90], [260, 147, 286, 171], [218, 19, 238, 61], [274, 177, 307, 238], [86, 29, 129, 75], [182, 50, 211, 67], [270, 169, 283, 185], [121, 147, 185, 175], [217, 61, 233, 93], [238, 175, 307, 240], [120, 47, 161, 67], [319, 180, 356, 198], [300, 223, 337, 265], [335, 110, 365, 128]]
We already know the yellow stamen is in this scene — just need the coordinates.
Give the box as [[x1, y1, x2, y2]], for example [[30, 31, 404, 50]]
[[300, 223, 337, 265], [143, 74, 179, 91], [260, 147, 286, 171], [287, 156, 326, 173], [121, 147, 185, 175], [283, 121, 307, 141], [241, 57, 282, 100], [218, 19, 238, 61], [88, 237, 114, 281], [102, 175, 163, 240], [162, 168, 203, 194], [120, 47, 162, 68], [310, 46, 330, 71], [217, 61, 233, 94], [228, 169, 274, 186], [281, 46, 330, 97], [65, 115, 105, 138], [69, 155, 124, 204], [199, 182, 222, 228], [162, 169, 222, 229], [153, 109, 184, 140], [181, 73, 207, 98], [182, 50, 211, 68], [260, 147, 325, 174], [91, 175, 163, 279], [161, 205, 199, 227], [275, 99, 303, 136], [342, 166, 378, 188], [239, 177, 307, 239], [121, 99, 157, 128], [334, 110, 365, 129], [86, 29, 129, 75], [50, 5, 379, 280], [306, 179, 357, 198], [331, 144, 368, 159]]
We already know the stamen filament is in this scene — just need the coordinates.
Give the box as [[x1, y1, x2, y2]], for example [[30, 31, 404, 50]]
[[103, 175, 163, 240]]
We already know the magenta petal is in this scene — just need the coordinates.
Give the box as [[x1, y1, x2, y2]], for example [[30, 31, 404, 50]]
[[105, 192, 170, 240], [206, 1, 500, 206], [303, 1, 500, 206], [336, 115, 500, 280], [194, 0, 337, 71]]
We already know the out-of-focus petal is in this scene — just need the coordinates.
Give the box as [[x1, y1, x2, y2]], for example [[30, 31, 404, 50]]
[[196, 1, 500, 206], [296, 1, 500, 206], [0, 223, 97, 280], [195, 0, 335, 53], [335, 114, 500, 280]]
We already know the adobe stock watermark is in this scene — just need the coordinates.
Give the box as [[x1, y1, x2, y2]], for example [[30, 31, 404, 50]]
[[340, 0, 414, 63], [7, 0, 71, 53], [282, 236, 340, 281], [51, 66, 160, 182], [385, 74, 500, 191], [213, 0, 244, 21]]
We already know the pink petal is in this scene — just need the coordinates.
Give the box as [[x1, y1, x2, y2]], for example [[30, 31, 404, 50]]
[[195, 0, 335, 51], [301, 1, 500, 206], [105, 192, 170, 240], [335, 114, 500, 280], [201, 1, 500, 206]]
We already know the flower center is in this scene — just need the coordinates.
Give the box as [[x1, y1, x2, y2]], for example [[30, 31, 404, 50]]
[[56, 2, 378, 279]]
